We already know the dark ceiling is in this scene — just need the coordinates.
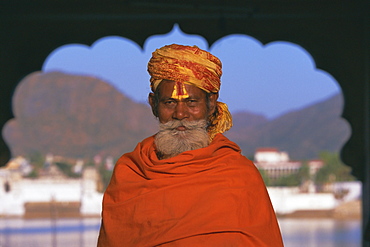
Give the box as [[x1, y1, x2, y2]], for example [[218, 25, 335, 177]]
[[0, 0, 369, 243], [1, 0, 368, 177]]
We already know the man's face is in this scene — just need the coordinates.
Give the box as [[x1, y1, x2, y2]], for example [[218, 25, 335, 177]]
[[149, 80, 217, 125], [149, 80, 218, 159]]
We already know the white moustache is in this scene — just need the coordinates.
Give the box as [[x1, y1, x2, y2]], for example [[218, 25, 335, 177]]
[[159, 120, 207, 132]]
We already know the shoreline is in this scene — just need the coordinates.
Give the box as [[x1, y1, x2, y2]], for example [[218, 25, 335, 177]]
[[0, 200, 361, 220], [277, 199, 361, 220]]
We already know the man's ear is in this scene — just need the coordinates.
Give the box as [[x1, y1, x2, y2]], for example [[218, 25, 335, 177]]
[[208, 92, 219, 116], [148, 92, 158, 117]]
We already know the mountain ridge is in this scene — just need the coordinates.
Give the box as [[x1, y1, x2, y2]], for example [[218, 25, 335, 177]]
[[3, 72, 349, 161]]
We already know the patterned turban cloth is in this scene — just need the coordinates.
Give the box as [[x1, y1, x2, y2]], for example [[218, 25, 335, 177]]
[[147, 44, 232, 141]]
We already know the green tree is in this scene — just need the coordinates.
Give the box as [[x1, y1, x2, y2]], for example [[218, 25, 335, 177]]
[[258, 169, 270, 186], [28, 151, 44, 169], [99, 168, 113, 192], [299, 162, 311, 182], [315, 151, 356, 185], [24, 151, 45, 178], [55, 161, 81, 178], [268, 162, 310, 187], [274, 173, 300, 186]]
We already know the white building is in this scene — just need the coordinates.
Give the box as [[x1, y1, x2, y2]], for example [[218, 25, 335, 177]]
[[254, 148, 302, 180], [0, 160, 103, 217], [254, 148, 289, 163], [254, 147, 324, 183]]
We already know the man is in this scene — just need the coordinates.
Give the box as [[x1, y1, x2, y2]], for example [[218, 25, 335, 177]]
[[97, 44, 283, 246]]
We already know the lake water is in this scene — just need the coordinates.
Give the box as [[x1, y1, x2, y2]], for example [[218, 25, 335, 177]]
[[278, 218, 361, 247], [0, 217, 361, 247]]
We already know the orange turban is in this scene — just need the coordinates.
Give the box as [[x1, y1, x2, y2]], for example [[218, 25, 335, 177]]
[[147, 44, 232, 140]]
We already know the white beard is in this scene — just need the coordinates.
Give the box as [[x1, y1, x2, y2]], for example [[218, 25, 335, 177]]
[[154, 120, 209, 159]]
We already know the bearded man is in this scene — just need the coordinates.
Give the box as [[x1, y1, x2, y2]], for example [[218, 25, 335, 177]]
[[97, 44, 283, 246]]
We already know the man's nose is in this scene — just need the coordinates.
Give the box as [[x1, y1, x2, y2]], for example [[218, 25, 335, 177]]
[[173, 102, 189, 120]]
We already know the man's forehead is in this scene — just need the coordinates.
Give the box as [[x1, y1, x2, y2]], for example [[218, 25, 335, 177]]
[[158, 80, 205, 99], [170, 81, 189, 100]]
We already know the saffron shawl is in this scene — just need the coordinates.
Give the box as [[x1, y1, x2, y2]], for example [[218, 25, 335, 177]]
[[98, 134, 283, 246]]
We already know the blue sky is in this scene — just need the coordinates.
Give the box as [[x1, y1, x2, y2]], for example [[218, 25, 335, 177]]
[[42, 24, 341, 119]]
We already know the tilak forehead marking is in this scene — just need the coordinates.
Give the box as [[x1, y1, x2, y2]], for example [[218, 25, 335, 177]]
[[171, 81, 189, 100]]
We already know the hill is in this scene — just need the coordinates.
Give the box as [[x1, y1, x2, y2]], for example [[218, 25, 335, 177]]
[[3, 72, 350, 161], [226, 93, 350, 160], [3, 72, 157, 159]]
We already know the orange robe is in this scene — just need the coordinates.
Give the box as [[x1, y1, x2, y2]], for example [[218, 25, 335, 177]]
[[97, 134, 283, 246]]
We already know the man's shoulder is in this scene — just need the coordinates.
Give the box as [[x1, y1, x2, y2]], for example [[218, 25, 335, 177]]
[[211, 134, 243, 155], [139, 135, 156, 147], [210, 137, 249, 160], [212, 135, 257, 168], [117, 135, 155, 161]]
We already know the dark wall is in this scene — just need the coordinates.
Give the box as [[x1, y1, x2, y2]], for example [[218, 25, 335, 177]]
[[1, 0, 369, 244], [1, 0, 368, 178]]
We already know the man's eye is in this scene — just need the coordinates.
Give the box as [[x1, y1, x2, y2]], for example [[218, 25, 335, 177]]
[[164, 100, 176, 105], [187, 99, 197, 106]]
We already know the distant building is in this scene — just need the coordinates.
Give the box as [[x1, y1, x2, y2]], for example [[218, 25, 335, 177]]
[[307, 159, 324, 175], [254, 148, 323, 182], [0, 157, 103, 217], [254, 148, 289, 163], [254, 148, 301, 181]]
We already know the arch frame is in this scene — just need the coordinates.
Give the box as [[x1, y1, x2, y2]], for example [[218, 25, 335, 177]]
[[0, 0, 369, 245]]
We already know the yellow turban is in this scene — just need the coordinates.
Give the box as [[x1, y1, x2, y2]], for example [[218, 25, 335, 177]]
[[147, 44, 232, 141]]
